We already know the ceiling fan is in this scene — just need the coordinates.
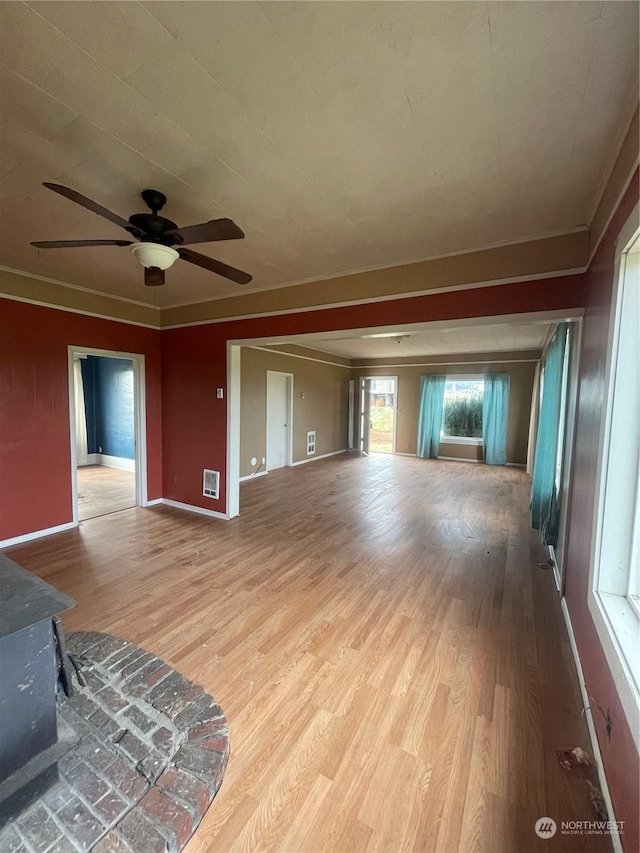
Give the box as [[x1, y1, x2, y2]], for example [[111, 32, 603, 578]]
[[31, 183, 252, 286]]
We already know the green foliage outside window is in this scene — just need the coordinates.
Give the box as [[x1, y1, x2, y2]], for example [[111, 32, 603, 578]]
[[443, 397, 483, 438]]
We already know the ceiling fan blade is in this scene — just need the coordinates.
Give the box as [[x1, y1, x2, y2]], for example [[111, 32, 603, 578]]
[[43, 183, 133, 231], [166, 218, 245, 245], [178, 248, 252, 284], [31, 239, 133, 248], [144, 266, 165, 287]]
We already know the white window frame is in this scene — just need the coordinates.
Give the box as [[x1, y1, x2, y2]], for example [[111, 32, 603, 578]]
[[587, 202, 640, 749], [627, 469, 640, 620], [441, 376, 484, 445]]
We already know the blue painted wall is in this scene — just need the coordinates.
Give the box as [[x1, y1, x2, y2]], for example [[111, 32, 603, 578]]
[[80, 356, 135, 459]]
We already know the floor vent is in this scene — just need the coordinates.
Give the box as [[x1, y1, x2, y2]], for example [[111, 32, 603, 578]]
[[203, 469, 220, 499]]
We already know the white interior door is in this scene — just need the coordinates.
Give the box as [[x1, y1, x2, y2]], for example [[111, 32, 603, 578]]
[[267, 372, 291, 470]]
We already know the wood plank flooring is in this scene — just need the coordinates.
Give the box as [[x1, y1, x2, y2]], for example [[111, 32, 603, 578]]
[[6, 455, 610, 852], [77, 464, 136, 520]]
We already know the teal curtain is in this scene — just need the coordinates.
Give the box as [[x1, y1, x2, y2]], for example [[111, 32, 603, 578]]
[[483, 374, 510, 465], [417, 375, 446, 459], [531, 323, 570, 545]]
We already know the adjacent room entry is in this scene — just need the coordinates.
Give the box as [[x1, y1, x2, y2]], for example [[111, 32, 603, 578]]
[[266, 371, 292, 471], [360, 376, 397, 454], [69, 348, 146, 521]]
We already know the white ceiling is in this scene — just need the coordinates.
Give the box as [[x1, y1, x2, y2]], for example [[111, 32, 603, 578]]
[[0, 1, 638, 309], [301, 319, 551, 360]]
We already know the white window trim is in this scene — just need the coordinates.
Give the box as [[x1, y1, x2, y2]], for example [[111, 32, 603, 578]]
[[587, 202, 640, 749], [441, 376, 484, 443], [440, 435, 483, 446], [628, 477, 640, 619]]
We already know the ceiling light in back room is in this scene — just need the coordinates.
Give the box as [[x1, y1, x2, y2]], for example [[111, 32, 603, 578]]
[[362, 332, 412, 338]]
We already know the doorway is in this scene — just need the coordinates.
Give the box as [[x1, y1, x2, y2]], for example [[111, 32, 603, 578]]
[[266, 371, 293, 471], [69, 347, 147, 521], [360, 376, 397, 454]]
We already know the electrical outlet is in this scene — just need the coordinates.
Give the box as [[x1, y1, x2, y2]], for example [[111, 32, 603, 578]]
[[261, 457, 265, 465]]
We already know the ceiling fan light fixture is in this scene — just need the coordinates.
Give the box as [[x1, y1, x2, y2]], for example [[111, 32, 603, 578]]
[[131, 242, 179, 270]]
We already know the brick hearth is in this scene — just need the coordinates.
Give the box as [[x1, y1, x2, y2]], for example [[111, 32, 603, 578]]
[[0, 632, 229, 852]]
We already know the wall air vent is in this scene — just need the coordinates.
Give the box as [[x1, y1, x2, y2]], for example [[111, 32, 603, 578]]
[[307, 431, 316, 456], [203, 469, 220, 500]]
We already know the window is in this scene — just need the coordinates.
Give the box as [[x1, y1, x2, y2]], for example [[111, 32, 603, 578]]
[[589, 208, 639, 740], [370, 378, 395, 408], [441, 379, 484, 442]]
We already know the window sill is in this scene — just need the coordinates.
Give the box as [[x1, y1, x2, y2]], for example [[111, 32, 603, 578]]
[[440, 436, 483, 446], [587, 589, 640, 749]]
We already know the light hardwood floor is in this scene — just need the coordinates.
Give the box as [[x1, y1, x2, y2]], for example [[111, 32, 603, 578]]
[[7, 455, 610, 852], [77, 465, 136, 520]]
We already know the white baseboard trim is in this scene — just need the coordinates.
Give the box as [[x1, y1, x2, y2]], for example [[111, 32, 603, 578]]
[[437, 457, 525, 467], [394, 452, 524, 469], [97, 454, 135, 472], [78, 453, 99, 467], [160, 498, 228, 521], [0, 520, 77, 549], [560, 597, 622, 853], [548, 545, 562, 593], [239, 470, 269, 482], [144, 498, 163, 507], [291, 449, 347, 467]]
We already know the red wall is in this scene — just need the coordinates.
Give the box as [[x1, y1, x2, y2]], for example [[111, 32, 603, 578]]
[[0, 272, 586, 528], [0, 298, 162, 542], [160, 326, 228, 509], [563, 170, 639, 853]]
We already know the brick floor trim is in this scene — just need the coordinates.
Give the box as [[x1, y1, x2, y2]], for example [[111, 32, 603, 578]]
[[1, 632, 229, 853]]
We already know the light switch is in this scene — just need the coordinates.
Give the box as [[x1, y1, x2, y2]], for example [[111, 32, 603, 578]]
[[216, 388, 224, 399]]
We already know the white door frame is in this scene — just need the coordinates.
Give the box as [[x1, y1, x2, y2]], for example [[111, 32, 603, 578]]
[[348, 379, 356, 450], [227, 344, 241, 519], [360, 375, 398, 454], [360, 377, 371, 454], [67, 345, 147, 523], [266, 370, 293, 471]]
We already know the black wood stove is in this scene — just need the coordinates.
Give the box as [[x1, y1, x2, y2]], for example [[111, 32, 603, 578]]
[[0, 555, 76, 823]]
